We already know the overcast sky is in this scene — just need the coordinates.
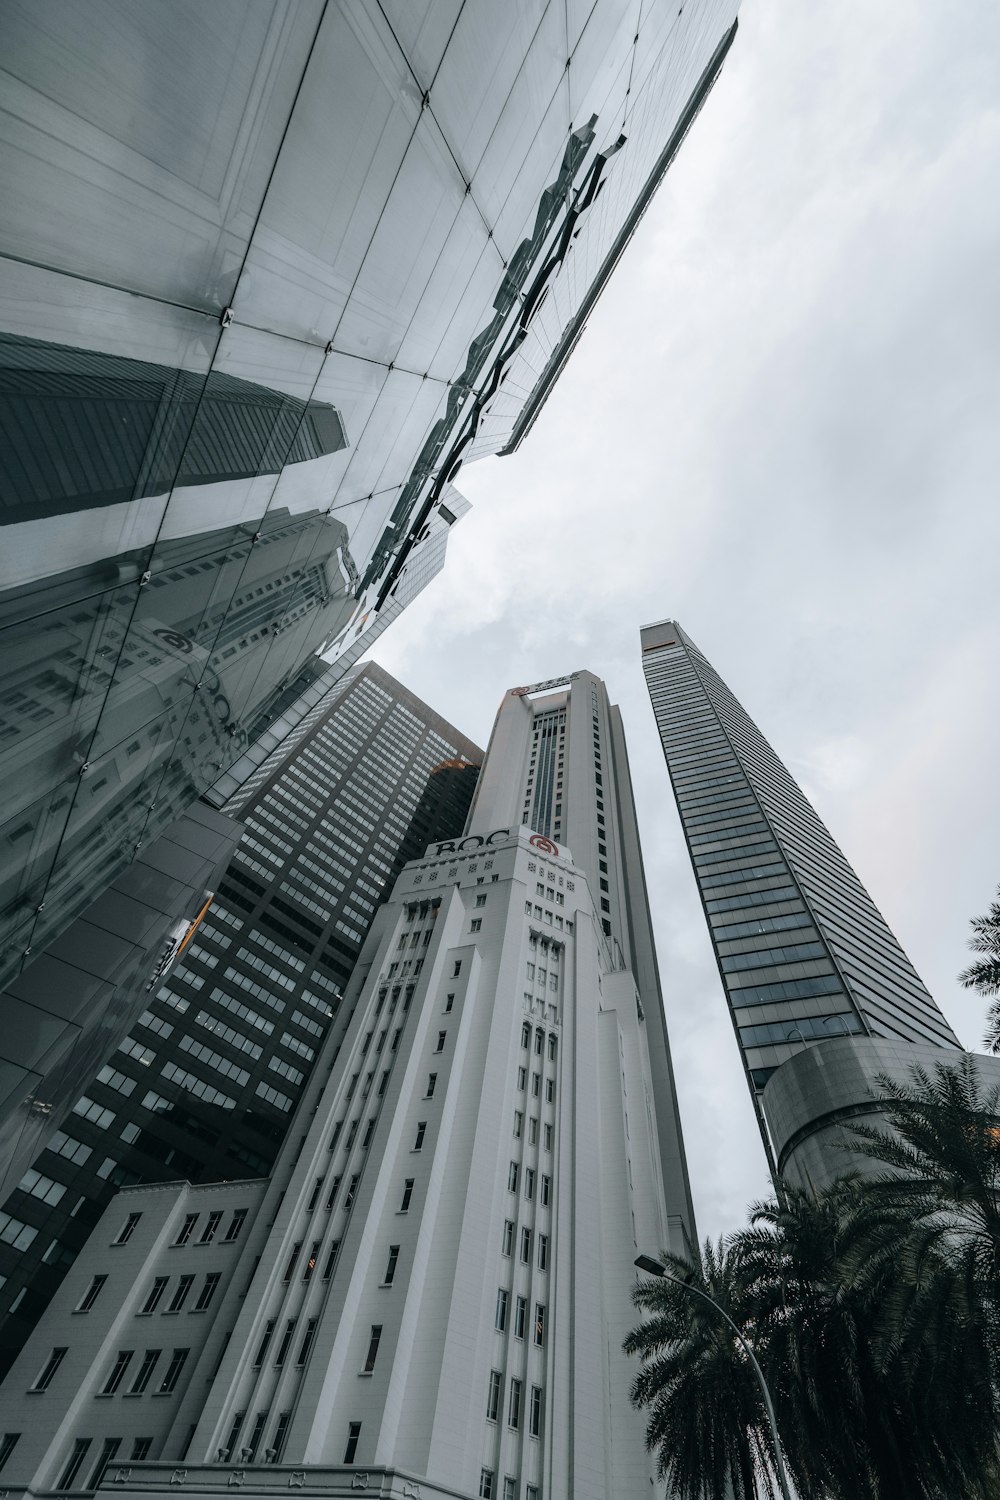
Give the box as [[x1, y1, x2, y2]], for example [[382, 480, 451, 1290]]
[[371, 0, 1000, 1244]]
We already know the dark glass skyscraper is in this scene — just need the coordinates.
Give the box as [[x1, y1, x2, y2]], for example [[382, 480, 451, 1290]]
[[641, 620, 963, 1175], [0, 662, 481, 1377], [0, 0, 739, 999]]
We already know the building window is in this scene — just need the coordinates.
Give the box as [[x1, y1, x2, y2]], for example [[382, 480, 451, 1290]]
[[514, 1295, 526, 1339], [129, 1348, 161, 1395], [274, 1320, 297, 1367], [444, 993, 455, 1012], [140, 1277, 169, 1315], [383, 1246, 400, 1285], [344, 1422, 361, 1464], [476, 895, 487, 908], [326, 1176, 342, 1211], [532, 1073, 541, 1098], [303, 1242, 321, 1281], [173, 1214, 198, 1247], [528, 1117, 538, 1145], [344, 1175, 360, 1210], [101, 1349, 134, 1394], [194, 1273, 221, 1311], [363, 1119, 376, 1149], [425, 1073, 437, 1098], [517, 1066, 526, 1090], [521, 1023, 531, 1048], [524, 1168, 535, 1200], [540, 1174, 551, 1206], [520, 1228, 531, 1263], [537, 1233, 549, 1271], [166, 1275, 194, 1313], [115, 1212, 142, 1245], [502, 1220, 514, 1256], [546, 1077, 555, 1102], [534, 1030, 543, 1055], [435, 1031, 446, 1053], [479, 1468, 494, 1499], [529, 1385, 543, 1438], [297, 1318, 318, 1367], [508, 1377, 522, 1430], [495, 1288, 508, 1332], [400, 1179, 414, 1212], [544, 1123, 553, 1150], [322, 1242, 340, 1280], [272, 1411, 293, 1460], [254, 1320, 276, 1367], [534, 1304, 545, 1346], [452, 961, 462, 977], [413, 1120, 427, 1151], [508, 1162, 519, 1192], [307, 1177, 324, 1212], [77, 1275, 107, 1313], [199, 1211, 223, 1244], [548, 1035, 557, 1061], [486, 1369, 502, 1421], [130, 1439, 153, 1462], [503, 1480, 516, 1500], [363, 1325, 382, 1373], [159, 1348, 190, 1394], [57, 1438, 92, 1491], [470, 918, 482, 932], [0, 1435, 21, 1473], [513, 1111, 523, 1139]]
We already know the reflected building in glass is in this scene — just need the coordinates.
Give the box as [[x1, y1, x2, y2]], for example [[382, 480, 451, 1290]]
[[0, 662, 481, 1379], [640, 620, 974, 1185], [0, 0, 739, 996]]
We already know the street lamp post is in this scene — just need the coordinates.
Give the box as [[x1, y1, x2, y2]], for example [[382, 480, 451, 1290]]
[[634, 1254, 793, 1500]]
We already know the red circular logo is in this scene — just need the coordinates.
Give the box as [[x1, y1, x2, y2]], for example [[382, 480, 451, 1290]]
[[529, 834, 558, 855]]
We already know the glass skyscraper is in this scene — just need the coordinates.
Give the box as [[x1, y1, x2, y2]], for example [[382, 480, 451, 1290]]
[[0, 662, 481, 1379], [0, 0, 739, 997], [641, 619, 963, 1176]]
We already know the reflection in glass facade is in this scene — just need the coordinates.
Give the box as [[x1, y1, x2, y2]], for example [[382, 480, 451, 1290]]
[[0, 662, 481, 1378], [0, 0, 738, 994], [641, 621, 960, 1165]]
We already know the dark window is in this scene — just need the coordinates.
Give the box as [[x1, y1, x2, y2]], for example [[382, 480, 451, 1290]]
[[524, 1168, 535, 1200], [283, 1243, 302, 1282], [271, 1411, 292, 1461], [199, 1211, 223, 1244], [363, 1119, 376, 1149], [115, 1212, 142, 1245], [253, 1320, 276, 1367], [322, 1242, 340, 1279], [129, 1349, 161, 1395], [537, 1234, 548, 1271], [141, 1277, 168, 1315], [413, 1121, 426, 1150], [486, 1369, 502, 1421], [508, 1162, 519, 1192], [130, 1439, 153, 1462], [445, 993, 455, 1013], [508, 1376, 522, 1430], [452, 961, 462, 977], [521, 1023, 531, 1047], [77, 1275, 107, 1312], [244, 1411, 268, 1462], [495, 1288, 508, 1331], [363, 1325, 382, 1373], [534, 1304, 545, 1346], [425, 1073, 437, 1098], [173, 1214, 198, 1247], [344, 1422, 361, 1464], [501, 1220, 514, 1256], [31, 1347, 67, 1391], [195, 1273, 221, 1311], [480, 1468, 494, 1499], [303, 1242, 320, 1281], [520, 1228, 531, 1263], [166, 1275, 194, 1313], [326, 1175, 341, 1210], [57, 1438, 91, 1490], [0, 1434, 21, 1473], [306, 1178, 323, 1212], [88, 1439, 121, 1490], [274, 1320, 296, 1368], [344, 1174, 359, 1209], [514, 1296, 526, 1339], [224, 1209, 247, 1242], [540, 1174, 551, 1205], [159, 1348, 189, 1394], [297, 1319, 318, 1367], [101, 1349, 134, 1394], [383, 1246, 399, 1285], [400, 1179, 414, 1212], [529, 1385, 543, 1437]]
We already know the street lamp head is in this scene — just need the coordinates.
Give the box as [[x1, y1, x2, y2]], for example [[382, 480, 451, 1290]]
[[634, 1253, 666, 1277]]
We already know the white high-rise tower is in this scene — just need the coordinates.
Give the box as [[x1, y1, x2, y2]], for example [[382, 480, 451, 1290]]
[[0, 673, 694, 1500]]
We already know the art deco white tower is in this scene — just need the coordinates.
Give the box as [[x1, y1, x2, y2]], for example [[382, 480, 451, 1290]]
[[0, 673, 694, 1500]]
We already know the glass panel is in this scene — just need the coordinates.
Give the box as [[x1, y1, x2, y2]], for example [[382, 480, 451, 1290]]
[[232, 4, 419, 345], [379, 0, 464, 89], [0, 0, 321, 310]]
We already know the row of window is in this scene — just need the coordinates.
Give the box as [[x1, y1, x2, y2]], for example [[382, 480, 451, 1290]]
[[479, 1469, 539, 1500], [113, 1206, 247, 1248], [30, 1343, 188, 1397]]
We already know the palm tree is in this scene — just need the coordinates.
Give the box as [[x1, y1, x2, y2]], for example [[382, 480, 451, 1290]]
[[734, 1177, 999, 1500], [624, 1238, 784, 1500], [959, 882, 1000, 1051]]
